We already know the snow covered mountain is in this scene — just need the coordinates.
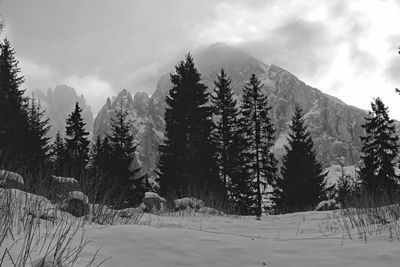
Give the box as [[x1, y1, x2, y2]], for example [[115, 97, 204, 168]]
[[94, 43, 368, 175], [34, 85, 94, 138]]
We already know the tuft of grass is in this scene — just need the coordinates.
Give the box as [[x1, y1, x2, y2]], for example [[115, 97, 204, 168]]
[[319, 192, 400, 243], [0, 188, 107, 266]]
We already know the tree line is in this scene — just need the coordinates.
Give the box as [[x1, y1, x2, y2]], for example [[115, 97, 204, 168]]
[[0, 38, 148, 208], [158, 53, 400, 215], [1, 38, 399, 214], [157, 54, 327, 216]]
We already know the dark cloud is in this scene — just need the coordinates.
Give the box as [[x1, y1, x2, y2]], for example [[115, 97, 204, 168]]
[[235, 4, 374, 83], [237, 19, 334, 79]]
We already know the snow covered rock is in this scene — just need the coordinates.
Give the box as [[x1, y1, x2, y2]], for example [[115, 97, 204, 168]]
[[52, 175, 79, 185], [143, 192, 166, 213], [0, 170, 24, 190], [174, 197, 204, 211], [60, 191, 89, 217], [315, 199, 341, 211], [51, 175, 80, 201], [0, 188, 56, 220]]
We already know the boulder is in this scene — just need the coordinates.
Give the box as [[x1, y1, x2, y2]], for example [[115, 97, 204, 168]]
[[143, 192, 166, 213], [174, 197, 204, 211], [60, 191, 89, 217], [0, 170, 24, 190], [51, 175, 80, 202], [315, 199, 341, 211], [139, 202, 147, 211], [0, 188, 55, 219]]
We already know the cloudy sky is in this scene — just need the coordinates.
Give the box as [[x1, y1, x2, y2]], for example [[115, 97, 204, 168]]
[[1, 0, 400, 117]]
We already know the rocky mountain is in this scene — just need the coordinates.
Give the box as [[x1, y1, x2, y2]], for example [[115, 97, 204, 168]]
[[93, 89, 162, 174], [34, 85, 94, 138], [94, 43, 368, 176]]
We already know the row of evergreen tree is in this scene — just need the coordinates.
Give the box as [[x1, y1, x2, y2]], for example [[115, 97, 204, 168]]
[[157, 54, 327, 215], [0, 38, 147, 207], [52, 102, 149, 207], [158, 54, 400, 214]]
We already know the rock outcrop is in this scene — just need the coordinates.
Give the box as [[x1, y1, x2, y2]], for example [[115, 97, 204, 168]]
[[315, 199, 341, 211], [143, 191, 166, 213], [60, 191, 90, 217], [0, 170, 24, 190], [93, 89, 162, 177], [174, 197, 204, 211]]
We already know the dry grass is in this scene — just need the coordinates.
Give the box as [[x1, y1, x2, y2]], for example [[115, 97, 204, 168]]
[[0, 188, 108, 267], [319, 204, 400, 242]]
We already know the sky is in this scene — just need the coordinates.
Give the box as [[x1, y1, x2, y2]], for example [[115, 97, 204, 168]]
[[1, 0, 400, 117]]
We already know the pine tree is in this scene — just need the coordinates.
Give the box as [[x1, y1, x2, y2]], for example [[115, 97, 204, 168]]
[[359, 98, 399, 195], [211, 69, 239, 189], [89, 135, 113, 202], [210, 69, 252, 213], [108, 103, 144, 206], [90, 135, 112, 176], [52, 131, 66, 175], [26, 93, 51, 163], [240, 73, 277, 217], [273, 105, 327, 213], [141, 122, 158, 172], [158, 53, 221, 198], [64, 102, 90, 176], [0, 38, 29, 162]]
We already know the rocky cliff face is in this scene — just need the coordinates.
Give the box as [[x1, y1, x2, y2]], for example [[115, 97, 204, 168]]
[[93, 89, 162, 174], [149, 43, 366, 167], [34, 85, 94, 138], [94, 43, 368, 176]]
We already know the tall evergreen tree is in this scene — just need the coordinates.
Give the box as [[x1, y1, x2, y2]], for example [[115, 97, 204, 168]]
[[26, 94, 51, 163], [210, 69, 252, 213], [90, 135, 112, 176], [211, 69, 240, 189], [52, 131, 66, 175], [240, 73, 277, 217], [64, 102, 90, 176], [158, 53, 221, 198], [359, 98, 399, 194], [273, 105, 327, 213], [89, 135, 113, 202], [108, 104, 144, 206], [0, 38, 29, 162]]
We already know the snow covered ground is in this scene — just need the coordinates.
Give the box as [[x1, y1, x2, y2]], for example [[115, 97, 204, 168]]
[[80, 212, 400, 267], [2, 189, 400, 267]]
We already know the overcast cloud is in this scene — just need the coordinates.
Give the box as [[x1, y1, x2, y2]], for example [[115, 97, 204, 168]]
[[1, 0, 400, 117]]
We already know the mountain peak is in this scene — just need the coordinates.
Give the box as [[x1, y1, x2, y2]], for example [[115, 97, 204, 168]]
[[196, 42, 265, 75]]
